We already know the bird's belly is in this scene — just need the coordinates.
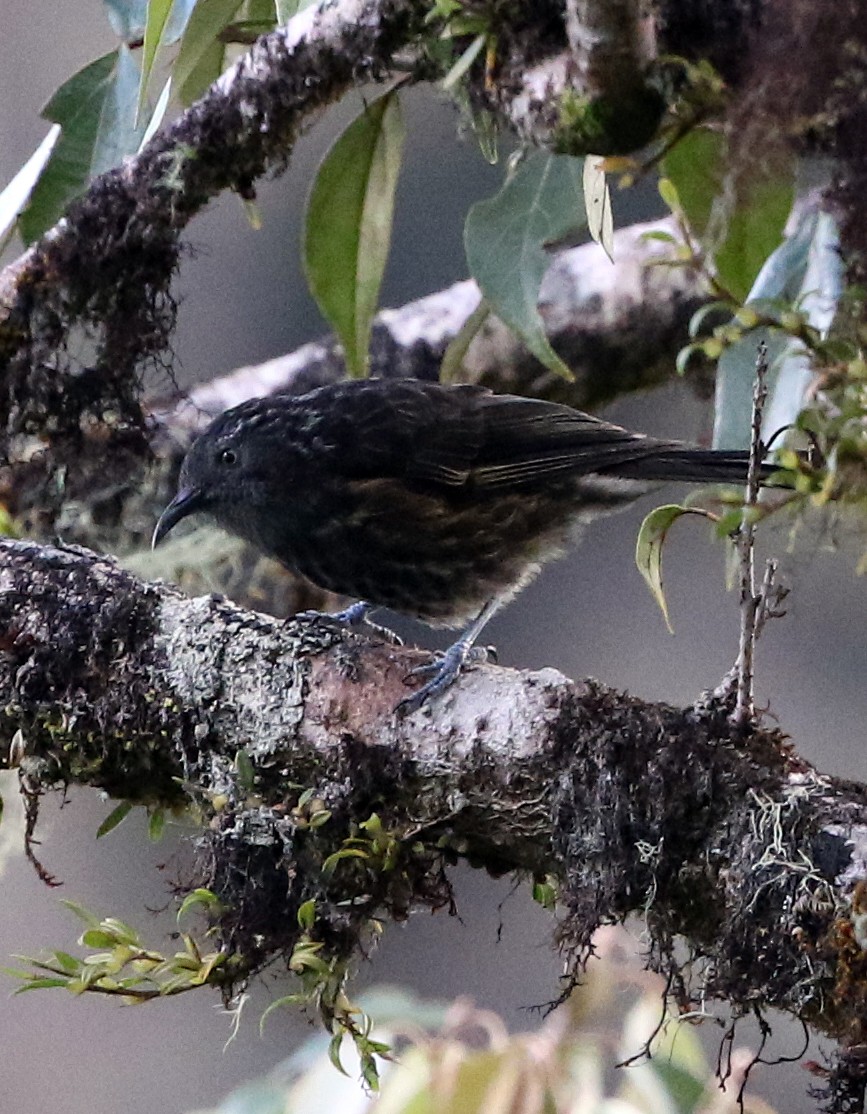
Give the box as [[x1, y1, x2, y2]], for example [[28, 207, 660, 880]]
[[266, 475, 646, 627]]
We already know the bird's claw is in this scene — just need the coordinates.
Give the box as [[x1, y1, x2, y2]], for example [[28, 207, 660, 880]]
[[396, 643, 496, 716], [293, 602, 403, 645]]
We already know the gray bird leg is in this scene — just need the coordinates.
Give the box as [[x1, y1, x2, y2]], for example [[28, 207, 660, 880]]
[[397, 599, 500, 715]]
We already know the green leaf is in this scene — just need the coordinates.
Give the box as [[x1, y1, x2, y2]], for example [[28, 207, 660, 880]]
[[275, 0, 302, 19], [657, 176, 680, 214], [177, 887, 220, 921], [328, 1030, 349, 1076], [0, 126, 61, 254], [583, 155, 613, 261], [148, 807, 166, 841], [234, 747, 255, 791], [81, 930, 119, 949], [138, 0, 175, 120], [663, 128, 794, 301], [635, 505, 706, 632], [321, 847, 369, 877], [662, 128, 725, 239], [52, 951, 82, 974], [20, 47, 147, 243], [442, 32, 486, 91], [304, 89, 405, 377], [714, 170, 794, 302], [440, 297, 491, 382], [464, 152, 586, 379], [244, 0, 276, 26], [96, 800, 133, 838], [297, 898, 316, 930], [173, 0, 243, 105], [60, 900, 101, 927], [532, 877, 557, 910], [13, 978, 69, 993], [260, 993, 306, 1033], [652, 1061, 706, 1114]]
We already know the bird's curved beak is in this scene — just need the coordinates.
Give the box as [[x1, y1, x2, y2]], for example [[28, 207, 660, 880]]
[[151, 487, 205, 549]]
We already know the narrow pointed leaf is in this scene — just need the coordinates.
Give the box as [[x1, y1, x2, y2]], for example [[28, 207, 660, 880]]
[[138, 0, 175, 120], [583, 155, 613, 261], [304, 90, 405, 377], [0, 126, 61, 252], [139, 75, 172, 149], [636, 505, 710, 632], [96, 800, 133, 838], [173, 0, 243, 103], [464, 153, 586, 379]]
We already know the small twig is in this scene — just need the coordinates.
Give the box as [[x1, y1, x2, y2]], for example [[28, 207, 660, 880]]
[[730, 342, 769, 729]]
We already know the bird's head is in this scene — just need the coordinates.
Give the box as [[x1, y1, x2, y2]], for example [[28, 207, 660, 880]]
[[152, 402, 275, 549]]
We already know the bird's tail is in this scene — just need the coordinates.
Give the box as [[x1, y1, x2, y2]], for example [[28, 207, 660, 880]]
[[611, 448, 779, 486]]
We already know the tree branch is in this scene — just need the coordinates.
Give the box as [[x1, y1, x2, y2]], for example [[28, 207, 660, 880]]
[[0, 0, 744, 457], [2, 537, 867, 1047]]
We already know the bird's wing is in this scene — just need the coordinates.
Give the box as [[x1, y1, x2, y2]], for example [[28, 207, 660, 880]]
[[409, 389, 662, 490], [323, 381, 665, 491]]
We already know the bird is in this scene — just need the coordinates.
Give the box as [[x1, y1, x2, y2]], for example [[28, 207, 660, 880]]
[[153, 378, 776, 712]]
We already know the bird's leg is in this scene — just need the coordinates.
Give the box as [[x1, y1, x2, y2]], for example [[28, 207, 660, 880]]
[[397, 599, 500, 715], [294, 600, 403, 645]]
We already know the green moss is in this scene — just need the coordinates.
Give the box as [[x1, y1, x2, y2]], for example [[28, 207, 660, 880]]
[[553, 86, 666, 156]]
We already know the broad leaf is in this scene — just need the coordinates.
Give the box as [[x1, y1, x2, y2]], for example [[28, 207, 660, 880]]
[[663, 128, 794, 300], [662, 127, 724, 240], [714, 169, 794, 302], [304, 90, 405, 377], [714, 206, 840, 448], [20, 48, 147, 243], [464, 152, 586, 379]]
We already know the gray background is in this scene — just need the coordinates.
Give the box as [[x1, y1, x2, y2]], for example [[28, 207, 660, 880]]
[[1, 4, 864, 1111]]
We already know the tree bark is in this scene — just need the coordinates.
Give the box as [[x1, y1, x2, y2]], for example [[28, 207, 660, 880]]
[[2, 538, 866, 1049]]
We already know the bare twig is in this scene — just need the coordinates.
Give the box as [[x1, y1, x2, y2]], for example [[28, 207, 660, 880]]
[[730, 342, 769, 729]]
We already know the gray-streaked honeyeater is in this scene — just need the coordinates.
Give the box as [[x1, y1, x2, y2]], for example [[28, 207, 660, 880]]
[[153, 378, 776, 712]]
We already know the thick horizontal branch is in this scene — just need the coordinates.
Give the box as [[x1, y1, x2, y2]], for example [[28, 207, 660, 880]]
[[1, 0, 427, 448], [164, 216, 705, 422], [0, 0, 758, 455], [2, 538, 867, 1045]]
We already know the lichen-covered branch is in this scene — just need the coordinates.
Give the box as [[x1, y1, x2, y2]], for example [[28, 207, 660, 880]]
[[173, 216, 703, 420], [2, 537, 867, 1046], [1, 0, 429, 452], [0, 0, 764, 461]]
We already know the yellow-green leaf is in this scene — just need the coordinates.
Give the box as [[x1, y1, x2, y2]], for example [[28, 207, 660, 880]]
[[635, 504, 699, 633], [96, 800, 133, 838], [138, 0, 175, 121]]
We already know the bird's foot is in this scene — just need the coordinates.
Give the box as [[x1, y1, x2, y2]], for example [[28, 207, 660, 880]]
[[293, 601, 403, 645], [397, 641, 497, 716]]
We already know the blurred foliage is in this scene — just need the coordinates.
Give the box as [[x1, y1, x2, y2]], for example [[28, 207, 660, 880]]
[[189, 935, 779, 1114]]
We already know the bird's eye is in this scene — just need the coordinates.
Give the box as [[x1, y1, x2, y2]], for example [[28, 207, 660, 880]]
[[219, 448, 238, 466]]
